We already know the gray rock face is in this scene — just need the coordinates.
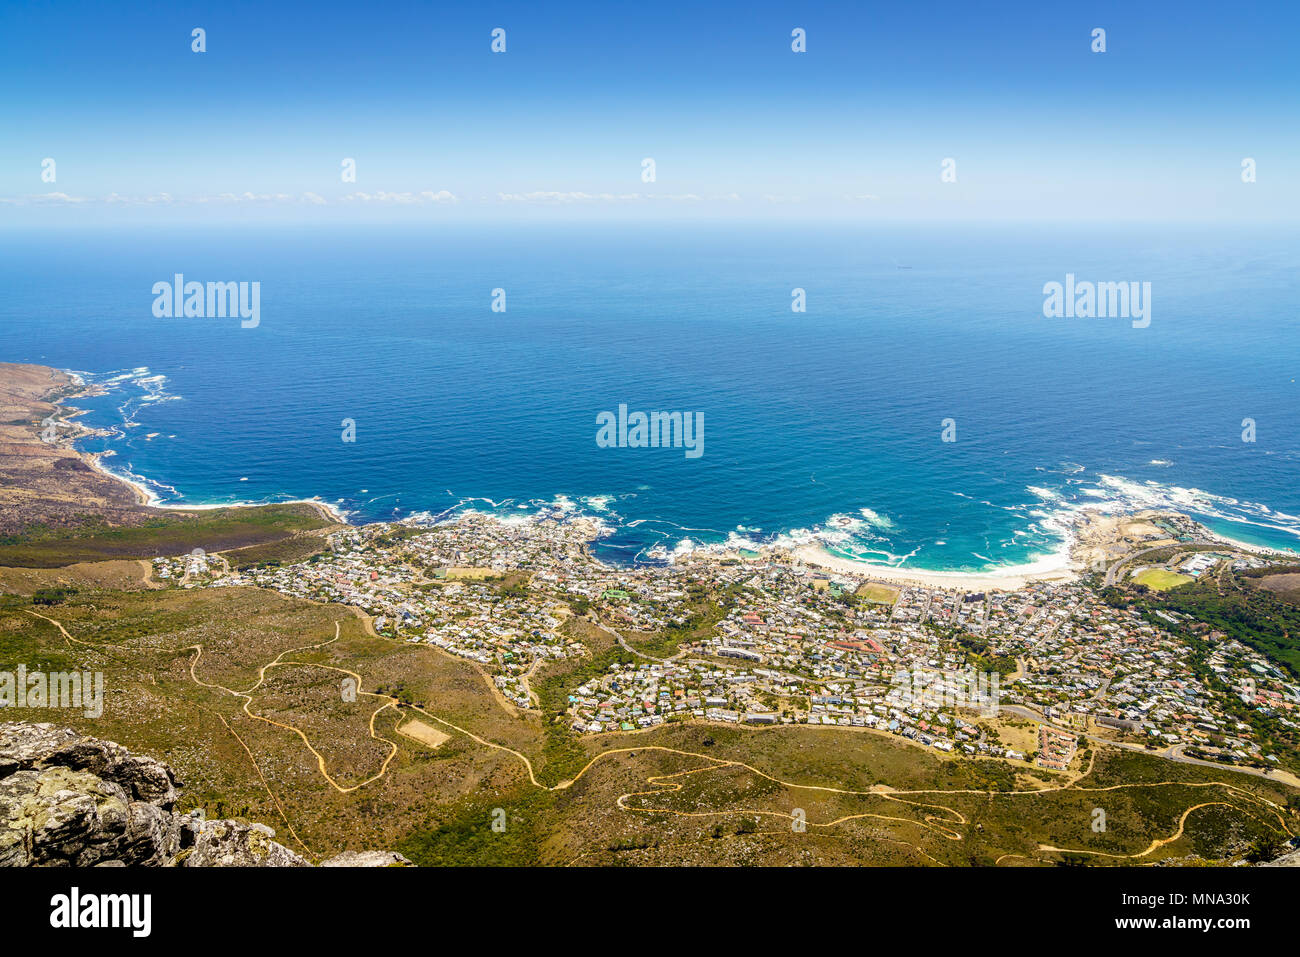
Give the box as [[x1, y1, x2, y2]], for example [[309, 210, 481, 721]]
[[1261, 847, 1300, 867], [0, 722, 409, 867], [320, 850, 412, 867], [0, 724, 180, 867], [178, 815, 311, 867], [0, 721, 177, 805]]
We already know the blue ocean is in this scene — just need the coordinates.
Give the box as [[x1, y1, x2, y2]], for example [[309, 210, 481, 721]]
[[2, 223, 1297, 570]]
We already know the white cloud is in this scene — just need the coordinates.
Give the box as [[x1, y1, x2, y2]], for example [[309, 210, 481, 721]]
[[0, 191, 352, 207], [496, 191, 731, 204], [341, 190, 458, 204], [202, 192, 300, 204], [105, 192, 175, 205], [499, 191, 617, 203], [0, 187, 745, 210], [27, 192, 89, 204]]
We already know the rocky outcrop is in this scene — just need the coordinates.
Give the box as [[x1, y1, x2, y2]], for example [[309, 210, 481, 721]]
[[0, 723, 180, 867], [320, 850, 411, 867], [1261, 847, 1300, 867], [177, 815, 310, 867], [0, 722, 409, 867]]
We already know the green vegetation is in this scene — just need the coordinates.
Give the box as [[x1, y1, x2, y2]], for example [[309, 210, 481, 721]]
[[1123, 576, 1300, 774], [226, 533, 332, 570], [925, 624, 1018, 676], [1141, 574, 1300, 679], [0, 504, 332, 567], [855, 583, 900, 605], [1132, 568, 1194, 591], [532, 620, 636, 784], [32, 586, 78, 605], [397, 793, 548, 866], [614, 584, 732, 659]]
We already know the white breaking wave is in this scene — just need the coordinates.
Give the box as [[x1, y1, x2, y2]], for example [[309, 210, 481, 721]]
[[1072, 473, 1300, 543], [858, 507, 896, 530]]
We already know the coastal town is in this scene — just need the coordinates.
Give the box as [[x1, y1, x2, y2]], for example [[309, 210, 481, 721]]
[[154, 506, 1300, 780]]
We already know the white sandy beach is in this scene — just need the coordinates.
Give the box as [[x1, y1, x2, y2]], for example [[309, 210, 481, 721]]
[[1200, 529, 1299, 558], [791, 544, 1079, 591]]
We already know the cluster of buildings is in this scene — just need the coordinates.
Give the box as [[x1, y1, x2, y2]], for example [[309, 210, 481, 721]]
[[566, 660, 779, 733], [1037, 725, 1079, 770], [976, 580, 1298, 766], [151, 549, 210, 583], [162, 511, 1300, 775]]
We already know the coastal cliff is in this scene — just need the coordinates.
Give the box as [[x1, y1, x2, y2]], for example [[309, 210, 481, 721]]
[[0, 363, 146, 535], [0, 722, 409, 867], [0, 362, 342, 566]]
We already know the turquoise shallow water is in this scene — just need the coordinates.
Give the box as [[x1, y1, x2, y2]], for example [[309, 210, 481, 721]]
[[2, 223, 1298, 569]]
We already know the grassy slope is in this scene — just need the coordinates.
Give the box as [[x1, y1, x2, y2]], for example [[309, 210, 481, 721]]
[[0, 503, 332, 567]]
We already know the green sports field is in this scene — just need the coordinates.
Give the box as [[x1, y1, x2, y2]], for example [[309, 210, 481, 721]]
[[1133, 568, 1195, 591]]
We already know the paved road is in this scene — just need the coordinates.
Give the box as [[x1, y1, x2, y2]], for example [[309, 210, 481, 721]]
[[595, 620, 686, 664], [1090, 676, 1112, 702], [1104, 539, 1223, 586]]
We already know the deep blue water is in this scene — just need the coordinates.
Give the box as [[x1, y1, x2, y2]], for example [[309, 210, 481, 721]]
[[2, 223, 1297, 570]]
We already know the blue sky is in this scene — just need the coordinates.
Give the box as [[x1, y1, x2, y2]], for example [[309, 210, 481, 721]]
[[1, 0, 1297, 223]]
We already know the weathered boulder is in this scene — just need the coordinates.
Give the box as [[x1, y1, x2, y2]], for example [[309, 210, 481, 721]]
[[179, 817, 311, 867], [0, 722, 178, 805], [0, 733, 181, 868]]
